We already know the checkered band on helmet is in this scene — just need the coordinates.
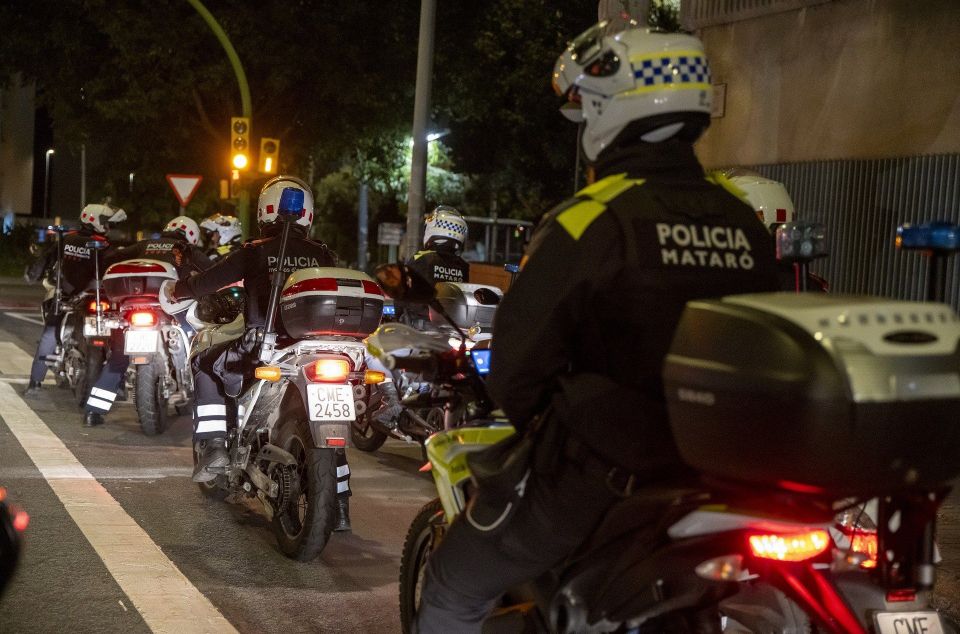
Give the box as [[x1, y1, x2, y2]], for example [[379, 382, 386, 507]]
[[163, 216, 201, 245], [633, 53, 711, 88], [424, 207, 468, 245]]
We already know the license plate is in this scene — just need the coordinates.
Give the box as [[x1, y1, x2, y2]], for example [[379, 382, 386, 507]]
[[306, 384, 356, 422], [875, 611, 944, 634], [124, 330, 159, 354]]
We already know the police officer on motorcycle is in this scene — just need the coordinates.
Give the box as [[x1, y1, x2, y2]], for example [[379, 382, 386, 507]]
[[23, 204, 126, 398], [415, 25, 782, 632], [82, 215, 211, 427], [200, 213, 243, 262], [165, 176, 356, 531], [407, 205, 470, 285]]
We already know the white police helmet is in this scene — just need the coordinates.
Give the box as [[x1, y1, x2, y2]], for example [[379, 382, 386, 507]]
[[257, 175, 314, 231], [80, 204, 127, 234], [553, 22, 712, 160], [163, 216, 201, 246]]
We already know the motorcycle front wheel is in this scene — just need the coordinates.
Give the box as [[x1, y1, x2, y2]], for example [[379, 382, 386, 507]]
[[135, 358, 169, 436], [399, 498, 445, 634], [272, 415, 337, 561]]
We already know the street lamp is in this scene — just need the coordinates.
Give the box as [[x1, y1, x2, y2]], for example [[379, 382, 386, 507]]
[[43, 149, 55, 218]]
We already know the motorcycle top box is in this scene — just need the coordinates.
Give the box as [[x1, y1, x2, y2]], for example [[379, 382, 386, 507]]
[[430, 282, 503, 330], [102, 259, 177, 301], [664, 293, 960, 497], [280, 267, 383, 338]]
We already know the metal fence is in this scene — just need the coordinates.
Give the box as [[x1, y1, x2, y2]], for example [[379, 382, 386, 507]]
[[749, 154, 960, 308], [681, 0, 832, 29]]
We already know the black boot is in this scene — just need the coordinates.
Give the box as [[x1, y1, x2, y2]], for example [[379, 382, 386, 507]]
[[371, 381, 403, 429], [83, 411, 105, 427], [192, 438, 229, 483], [23, 380, 42, 399], [334, 497, 352, 532]]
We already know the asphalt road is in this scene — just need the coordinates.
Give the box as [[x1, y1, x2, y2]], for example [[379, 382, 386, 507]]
[[0, 280, 436, 633], [2, 278, 960, 632]]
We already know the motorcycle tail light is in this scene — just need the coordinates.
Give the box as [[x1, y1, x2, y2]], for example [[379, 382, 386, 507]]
[[87, 300, 109, 313], [129, 311, 157, 327], [748, 529, 831, 562], [304, 359, 350, 383], [887, 589, 917, 603], [364, 370, 386, 384]]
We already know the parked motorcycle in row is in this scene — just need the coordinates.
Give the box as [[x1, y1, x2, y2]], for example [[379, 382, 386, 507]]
[[0, 487, 28, 599], [179, 204, 386, 561], [90, 259, 195, 435], [350, 281, 502, 452], [380, 258, 960, 634]]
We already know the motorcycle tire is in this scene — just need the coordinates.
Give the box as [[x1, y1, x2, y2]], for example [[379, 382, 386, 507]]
[[350, 415, 388, 452], [271, 414, 337, 561], [399, 498, 445, 634], [135, 358, 169, 436], [73, 346, 104, 408]]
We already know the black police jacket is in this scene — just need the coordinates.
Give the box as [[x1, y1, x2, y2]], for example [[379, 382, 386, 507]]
[[106, 233, 212, 279], [487, 141, 781, 474], [408, 249, 470, 284], [173, 228, 337, 332], [26, 229, 114, 296]]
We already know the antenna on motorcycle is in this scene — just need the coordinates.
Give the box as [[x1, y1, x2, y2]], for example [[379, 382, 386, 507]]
[[48, 225, 67, 317], [85, 238, 110, 333], [775, 222, 828, 293], [258, 187, 304, 363], [896, 221, 960, 303]]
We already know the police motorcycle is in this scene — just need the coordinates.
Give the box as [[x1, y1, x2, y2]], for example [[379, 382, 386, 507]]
[[85, 259, 194, 435], [38, 228, 111, 406], [385, 241, 960, 632], [351, 281, 502, 452], [175, 194, 386, 561]]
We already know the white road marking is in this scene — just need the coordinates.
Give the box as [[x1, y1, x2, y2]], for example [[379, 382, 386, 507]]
[[0, 381, 238, 634], [0, 377, 55, 385], [4, 311, 44, 326], [0, 341, 36, 375]]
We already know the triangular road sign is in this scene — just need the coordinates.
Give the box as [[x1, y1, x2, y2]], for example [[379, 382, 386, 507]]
[[165, 174, 203, 207]]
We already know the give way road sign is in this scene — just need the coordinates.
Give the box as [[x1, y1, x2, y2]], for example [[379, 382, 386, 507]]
[[166, 174, 203, 207]]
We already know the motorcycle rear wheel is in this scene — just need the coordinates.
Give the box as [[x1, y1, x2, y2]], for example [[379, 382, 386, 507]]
[[272, 415, 337, 561], [350, 415, 388, 452], [73, 346, 104, 408], [135, 358, 169, 436], [399, 498, 445, 634]]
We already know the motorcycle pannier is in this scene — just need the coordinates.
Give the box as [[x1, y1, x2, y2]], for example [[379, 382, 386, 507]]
[[664, 293, 960, 496], [430, 282, 503, 330], [102, 259, 178, 301], [280, 267, 383, 338]]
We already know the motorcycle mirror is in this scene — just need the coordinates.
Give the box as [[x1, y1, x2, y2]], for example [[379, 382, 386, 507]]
[[374, 263, 436, 303], [473, 288, 501, 306]]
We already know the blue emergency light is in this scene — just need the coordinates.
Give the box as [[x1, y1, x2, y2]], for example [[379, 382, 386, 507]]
[[382, 304, 396, 316], [278, 187, 305, 215], [896, 221, 960, 252]]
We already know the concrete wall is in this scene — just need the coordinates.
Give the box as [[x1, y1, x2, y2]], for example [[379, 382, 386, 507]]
[[0, 79, 35, 216], [694, 0, 960, 168]]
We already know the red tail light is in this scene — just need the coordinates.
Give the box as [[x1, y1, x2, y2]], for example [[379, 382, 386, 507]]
[[326, 437, 346, 448], [304, 358, 351, 383], [87, 300, 109, 313], [129, 311, 157, 327], [748, 529, 832, 562], [887, 588, 917, 603], [12, 508, 29, 532]]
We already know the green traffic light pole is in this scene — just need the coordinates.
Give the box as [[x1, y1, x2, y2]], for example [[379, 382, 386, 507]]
[[186, 0, 253, 238]]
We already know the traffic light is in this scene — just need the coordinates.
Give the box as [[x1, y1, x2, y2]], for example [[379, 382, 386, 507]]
[[259, 137, 280, 174], [230, 117, 250, 170]]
